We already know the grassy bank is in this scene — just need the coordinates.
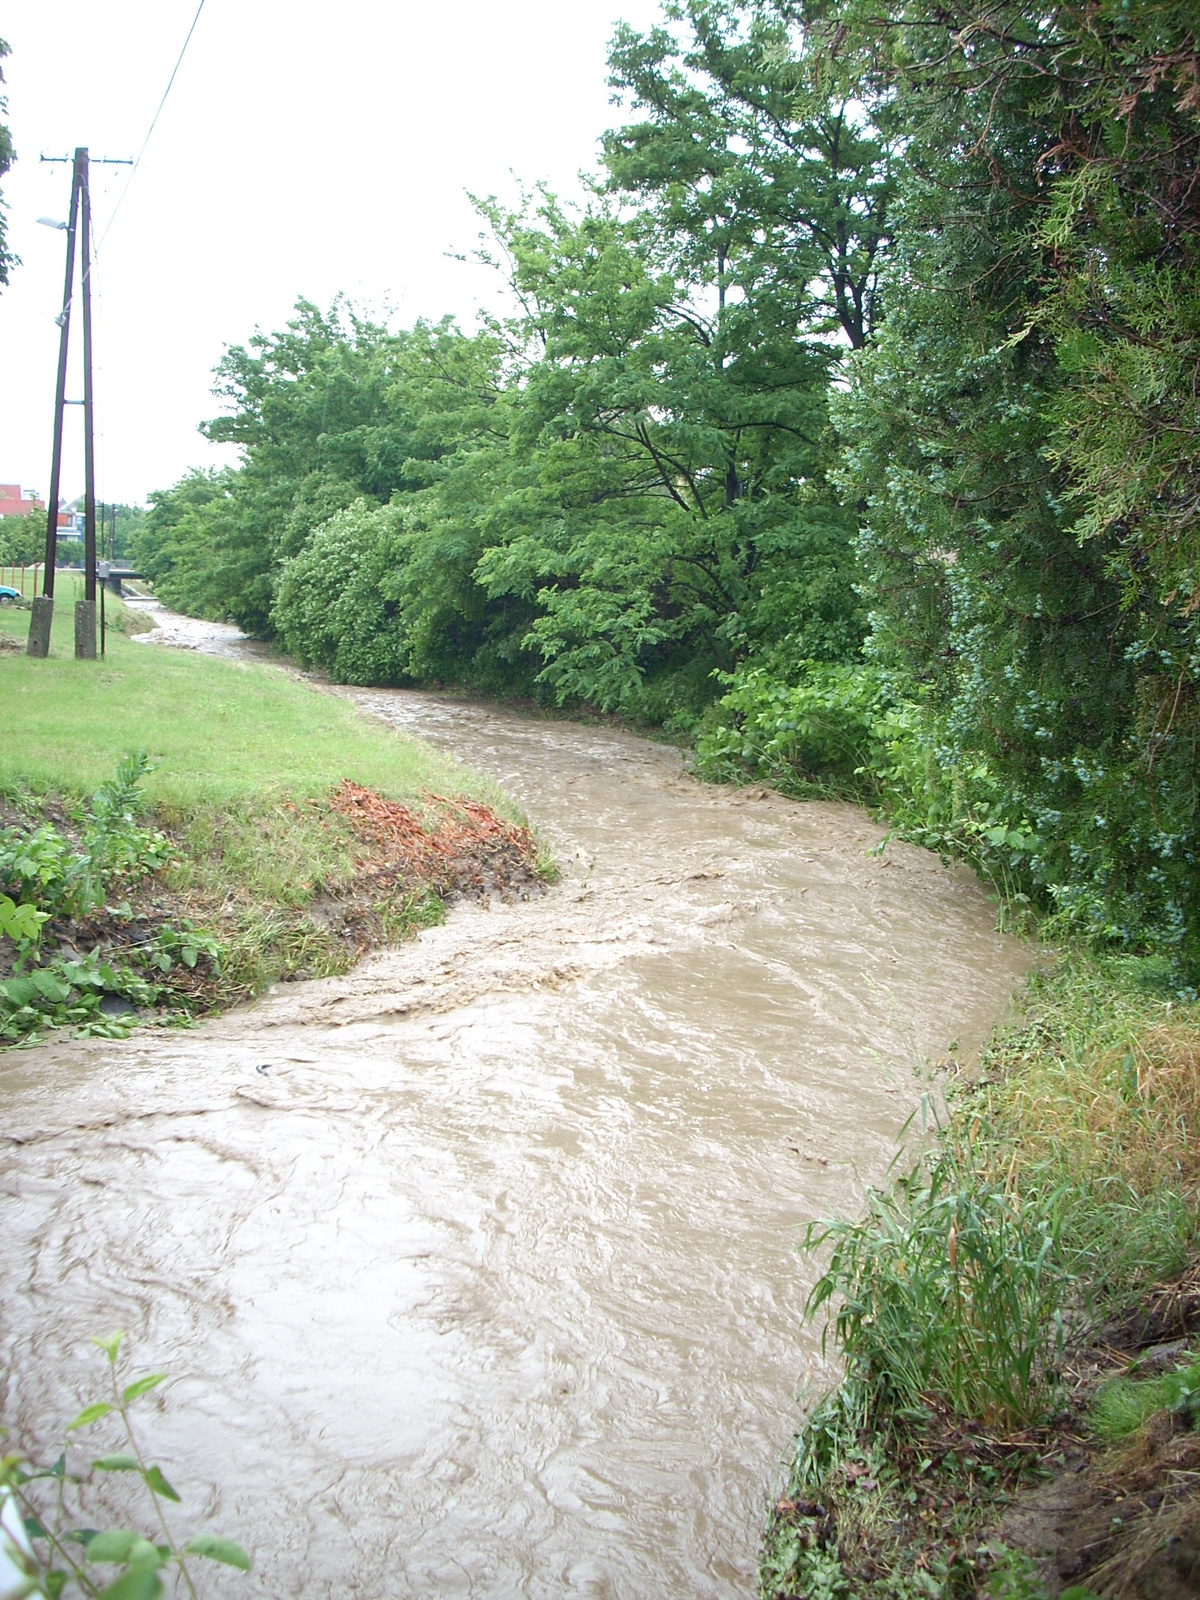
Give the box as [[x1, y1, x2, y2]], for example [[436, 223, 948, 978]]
[[0, 593, 536, 1039], [762, 951, 1200, 1600]]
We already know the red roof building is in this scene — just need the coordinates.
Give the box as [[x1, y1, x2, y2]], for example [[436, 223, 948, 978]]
[[0, 485, 45, 518]]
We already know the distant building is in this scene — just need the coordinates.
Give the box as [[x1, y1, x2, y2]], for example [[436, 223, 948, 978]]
[[0, 485, 86, 551], [0, 484, 45, 518]]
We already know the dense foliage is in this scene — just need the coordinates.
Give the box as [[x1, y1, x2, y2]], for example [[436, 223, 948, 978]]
[[139, 0, 1200, 979], [0, 512, 43, 564]]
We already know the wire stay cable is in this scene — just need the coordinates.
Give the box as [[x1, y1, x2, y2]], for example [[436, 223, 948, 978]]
[[95, 0, 208, 251]]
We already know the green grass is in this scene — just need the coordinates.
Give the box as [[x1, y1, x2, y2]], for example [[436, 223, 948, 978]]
[[762, 951, 1200, 1599], [0, 589, 528, 1010], [0, 586, 509, 816]]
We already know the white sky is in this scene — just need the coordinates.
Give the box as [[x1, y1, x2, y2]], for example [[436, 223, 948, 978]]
[[0, 0, 663, 507]]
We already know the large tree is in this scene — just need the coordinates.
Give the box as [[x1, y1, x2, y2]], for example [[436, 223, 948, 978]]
[[469, 189, 861, 716], [827, 0, 1200, 971], [603, 0, 896, 350]]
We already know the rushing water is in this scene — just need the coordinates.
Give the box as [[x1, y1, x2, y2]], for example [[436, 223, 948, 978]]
[[0, 637, 1031, 1598]]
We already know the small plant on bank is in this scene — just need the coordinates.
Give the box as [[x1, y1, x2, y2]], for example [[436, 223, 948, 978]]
[[0, 1333, 249, 1599], [807, 1128, 1069, 1437], [0, 754, 218, 1044]]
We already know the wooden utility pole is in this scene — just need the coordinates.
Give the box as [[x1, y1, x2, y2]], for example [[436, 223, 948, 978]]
[[27, 149, 84, 657], [76, 151, 97, 660], [27, 147, 130, 660]]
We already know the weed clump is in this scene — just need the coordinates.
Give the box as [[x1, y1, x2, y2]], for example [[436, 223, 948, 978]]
[[763, 956, 1200, 1600]]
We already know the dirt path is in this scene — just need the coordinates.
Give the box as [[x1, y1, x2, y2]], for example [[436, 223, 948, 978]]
[[0, 630, 1032, 1598]]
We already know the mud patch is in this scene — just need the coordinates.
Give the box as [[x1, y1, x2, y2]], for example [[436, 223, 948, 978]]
[[996, 1417, 1200, 1597], [329, 780, 542, 902]]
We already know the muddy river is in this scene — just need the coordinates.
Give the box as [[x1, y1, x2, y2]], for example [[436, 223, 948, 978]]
[[1, 618, 1031, 1597]]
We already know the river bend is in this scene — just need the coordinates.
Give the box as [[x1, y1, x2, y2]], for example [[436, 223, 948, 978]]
[[0, 680, 1030, 1598]]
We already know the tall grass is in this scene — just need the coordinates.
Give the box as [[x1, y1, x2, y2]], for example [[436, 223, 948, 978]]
[[764, 956, 1200, 1596], [976, 956, 1200, 1307], [807, 1132, 1069, 1435]]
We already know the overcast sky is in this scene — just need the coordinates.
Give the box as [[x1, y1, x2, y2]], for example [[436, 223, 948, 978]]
[[0, 0, 663, 507]]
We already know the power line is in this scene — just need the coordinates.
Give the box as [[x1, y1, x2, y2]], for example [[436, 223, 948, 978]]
[[95, 0, 208, 251]]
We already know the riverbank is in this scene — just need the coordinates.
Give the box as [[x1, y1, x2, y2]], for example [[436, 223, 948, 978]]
[[0, 597, 540, 1042], [761, 950, 1200, 1600], [1, 673, 1031, 1597]]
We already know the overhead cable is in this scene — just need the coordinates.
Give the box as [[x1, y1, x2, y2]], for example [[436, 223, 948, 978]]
[[95, 0, 208, 251]]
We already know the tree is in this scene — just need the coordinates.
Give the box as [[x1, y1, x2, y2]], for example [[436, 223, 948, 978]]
[[827, 0, 1200, 973], [468, 186, 861, 718], [0, 515, 43, 565], [603, 0, 896, 349], [0, 38, 16, 288]]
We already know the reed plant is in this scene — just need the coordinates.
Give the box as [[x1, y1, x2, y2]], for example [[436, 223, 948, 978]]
[[764, 953, 1200, 1597], [807, 1133, 1070, 1437]]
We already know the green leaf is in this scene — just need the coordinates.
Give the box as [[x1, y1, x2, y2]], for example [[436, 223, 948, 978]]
[[121, 1375, 167, 1405], [183, 1535, 251, 1571], [67, 1401, 114, 1430], [46, 1572, 68, 1600], [65, 1529, 100, 1547], [92, 1453, 140, 1473], [91, 1332, 124, 1364], [95, 1564, 163, 1600], [29, 970, 71, 1002], [141, 1465, 180, 1502], [85, 1529, 138, 1563], [23, 1515, 48, 1538]]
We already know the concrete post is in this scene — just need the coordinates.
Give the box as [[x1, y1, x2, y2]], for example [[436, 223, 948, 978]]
[[74, 600, 97, 660], [26, 596, 53, 657]]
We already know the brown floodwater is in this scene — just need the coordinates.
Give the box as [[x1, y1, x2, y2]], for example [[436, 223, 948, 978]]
[[0, 654, 1032, 1598]]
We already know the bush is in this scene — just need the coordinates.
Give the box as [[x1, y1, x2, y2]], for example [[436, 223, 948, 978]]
[[272, 500, 411, 684], [697, 656, 1200, 984], [0, 753, 219, 1043], [806, 1134, 1069, 1437]]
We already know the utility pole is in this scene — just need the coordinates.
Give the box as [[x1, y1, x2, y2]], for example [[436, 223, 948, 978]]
[[26, 150, 83, 657], [76, 153, 97, 660], [27, 147, 131, 660]]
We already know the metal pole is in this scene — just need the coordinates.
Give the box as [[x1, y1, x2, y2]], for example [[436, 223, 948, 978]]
[[28, 149, 83, 657], [76, 149, 97, 660]]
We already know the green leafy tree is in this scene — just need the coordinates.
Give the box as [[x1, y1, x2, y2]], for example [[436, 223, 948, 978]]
[[0, 39, 16, 288], [822, 0, 1200, 974], [603, 0, 896, 349], [468, 186, 861, 718], [0, 514, 44, 565]]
